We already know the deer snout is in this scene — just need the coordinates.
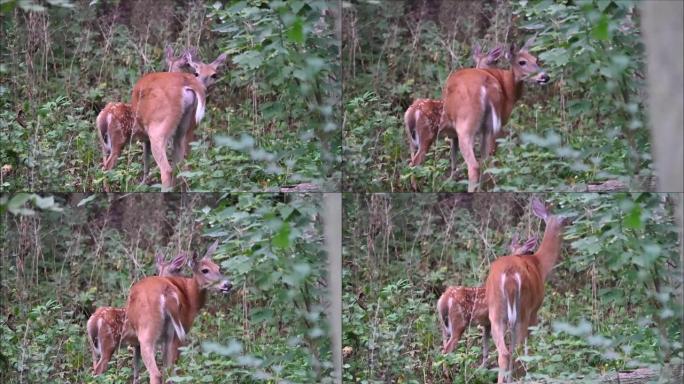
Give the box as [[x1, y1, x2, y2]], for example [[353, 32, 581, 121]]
[[535, 72, 550, 84], [218, 280, 232, 293]]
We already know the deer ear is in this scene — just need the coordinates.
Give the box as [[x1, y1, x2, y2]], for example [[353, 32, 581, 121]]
[[531, 198, 548, 220], [165, 45, 174, 62], [523, 236, 537, 253], [155, 251, 164, 267], [204, 240, 219, 259], [506, 42, 516, 60], [171, 253, 187, 269], [509, 233, 520, 252], [185, 252, 197, 271], [522, 36, 536, 51], [473, 43, 481, 57], [211, 52, 229, 68], [488, 46, 503, 61]]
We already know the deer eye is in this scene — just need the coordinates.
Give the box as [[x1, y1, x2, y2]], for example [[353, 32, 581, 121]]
[[518, 60, 526, 66], [211, 74, 218, 79], [194, 73, 199, 77], [201, 268, 209, 274]]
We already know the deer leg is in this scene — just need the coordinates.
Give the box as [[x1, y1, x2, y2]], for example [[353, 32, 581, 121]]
[[172, 91, 198, 167], [457, 130, 479, 192], [481, 325, 490, 367], [141, 140, 151, 184], [103, 147, 121, 171], [90, 340, 99, 373], [412, 134, 431, 167], [139, 338, 162, 384], [163, 336, 182, 370], [449, 137, 459, 178], [133, 344, 141, 384], [148, 129, 173, 190], [481, 129, 493, 162], [442, 325, 464, 354], [490, 319, 510, 384], [93, 345, 113, 375]]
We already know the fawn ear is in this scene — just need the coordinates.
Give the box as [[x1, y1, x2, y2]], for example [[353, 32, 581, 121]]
[[531, 198, 549, 221], [523, 236, 538, 254], [165, 45, 174, 62], [170, 253, 187, 269], [155, 251, 164, 267], [509, 233, 520, 253], [487, 45, 503, 62], [187, 251, 198, 269], [506, 42, 516, 61], [473, 42, 481, 57]]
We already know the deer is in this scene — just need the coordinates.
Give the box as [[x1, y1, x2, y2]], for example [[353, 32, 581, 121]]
[[129, 50, 228, 189], [405, 44, 504, 168], [125, 240, 232, 384], [97, 48, 227, 189], [86, 252, 188, 377], [437, 234, 537, 367], [485, 198, 569, 383], [441, 38, 550, 192], [96, 47, 194, 176]]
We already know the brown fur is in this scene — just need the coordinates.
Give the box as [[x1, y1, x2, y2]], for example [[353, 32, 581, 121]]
[[96, 102, 139, 171], [406, 45, 503, 169], [437, 235, 537, 366], [129, 48, 227, 190], [441, 40, 549, 192], [129, 72, 206, 189], [485, 199, 566, 383], [125, 241, 232, 384], [86, 253, 187, 376]]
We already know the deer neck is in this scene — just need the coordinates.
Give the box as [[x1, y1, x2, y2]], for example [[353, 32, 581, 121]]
[[533, 217, 564, 281], [183, 276, 207, 317]]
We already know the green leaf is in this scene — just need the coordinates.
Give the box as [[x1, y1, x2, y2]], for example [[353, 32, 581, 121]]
[[591, 14, 609, 40], [272, 221, 291, 248], [286, 18, 304, 44], [623, 205, 642, 229]]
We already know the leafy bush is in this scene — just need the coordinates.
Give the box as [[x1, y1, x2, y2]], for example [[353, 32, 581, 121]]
[[0, 193, 334, 383], [342, 193, 682, 382], [342, 1, 653, 192], [0, 0, 339, 192]]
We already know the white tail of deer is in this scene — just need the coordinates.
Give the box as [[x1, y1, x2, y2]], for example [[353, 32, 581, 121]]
[[129, 50, 227, 189], [442, 38, 549, 192], [125, 240, 232, 384], [437, 234, 536, 366], [86, 253, 187, 376], [405, 44, 504, 169], [485, 198, 568, 383]]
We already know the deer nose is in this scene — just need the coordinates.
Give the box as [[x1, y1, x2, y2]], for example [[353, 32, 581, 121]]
[[537, 72, 550, 84], [219, 280, 232, 293]]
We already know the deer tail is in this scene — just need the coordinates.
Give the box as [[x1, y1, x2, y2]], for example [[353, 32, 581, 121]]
[[405, 108, 419, 148], [437, 295, 450, 337], [161, 290, 186, 342], [95, 110, 111, 153], [501, 271, 521, 361], [86, 315, 101, 356]]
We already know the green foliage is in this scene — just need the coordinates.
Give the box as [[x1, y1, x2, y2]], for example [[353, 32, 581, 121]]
[[0, 193, 333, 383], [342, 193, 682, 382], [342, 1, 653, 191], [0, 0, 339, 192]]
